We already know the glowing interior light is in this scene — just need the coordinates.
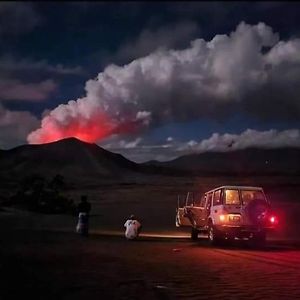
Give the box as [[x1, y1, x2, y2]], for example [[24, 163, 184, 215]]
[[270, 216, 276, 223], [219, 215, 226, 221]]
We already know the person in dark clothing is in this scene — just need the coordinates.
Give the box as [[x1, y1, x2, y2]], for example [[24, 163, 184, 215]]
[[77, 195, 91, 214], [76, 195, 91, 236]]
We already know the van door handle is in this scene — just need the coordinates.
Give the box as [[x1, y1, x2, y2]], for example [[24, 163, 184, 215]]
[[214, 210, 218, 213]]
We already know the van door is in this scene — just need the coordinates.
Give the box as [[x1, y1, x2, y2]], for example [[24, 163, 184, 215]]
[[210, 189, 223, 223], [201, 192, 213, 227], [176, 194, 192, 227], [187, 192, 203, 227], [194, 194, 205, 228]]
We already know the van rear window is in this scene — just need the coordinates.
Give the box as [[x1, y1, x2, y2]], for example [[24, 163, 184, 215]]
[[224, 189, 240, 205]]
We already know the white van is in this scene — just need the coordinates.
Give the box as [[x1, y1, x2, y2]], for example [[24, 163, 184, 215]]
[[176, 186, 278, 245]]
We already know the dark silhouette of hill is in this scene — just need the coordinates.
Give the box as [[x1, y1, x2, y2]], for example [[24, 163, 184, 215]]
[[0, 138, 142, 186], [1, 139, 299, 191], [143, 148, 300, 176]]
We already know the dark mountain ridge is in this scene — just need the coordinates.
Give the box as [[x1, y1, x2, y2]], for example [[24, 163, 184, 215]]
[[0, 138, 141, 185], [1, 138, 299, 190], [144, 147, 300, 175]]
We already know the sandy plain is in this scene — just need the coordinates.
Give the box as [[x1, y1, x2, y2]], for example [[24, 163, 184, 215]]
[[1, 176, 300, 299]]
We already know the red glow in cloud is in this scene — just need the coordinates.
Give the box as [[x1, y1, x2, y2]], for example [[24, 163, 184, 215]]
[[27, 111, 140, 144]]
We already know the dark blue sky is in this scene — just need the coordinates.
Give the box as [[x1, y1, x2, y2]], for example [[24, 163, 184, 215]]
[[1, 2, 300, 161]]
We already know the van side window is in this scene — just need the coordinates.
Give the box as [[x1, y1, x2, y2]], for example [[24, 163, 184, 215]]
[[213, 190, 222, 206], [206, 192, 213, 208], [199, 194, 206, 208], [193, 193, 202, 207], [186, 192, 194, 206]]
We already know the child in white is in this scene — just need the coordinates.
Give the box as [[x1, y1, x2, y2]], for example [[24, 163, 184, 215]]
[[124, 215, 142, 240]]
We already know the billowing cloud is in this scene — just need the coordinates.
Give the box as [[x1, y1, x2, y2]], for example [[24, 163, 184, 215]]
[[119, 137, 142, 149], [101, 135, 174, 162], [28, 22, 300, 144], [0, 79, 57, 101], [178, 129, 300, 153], [0, 105, 39, 149], [101, 129, 300, 162], [27, 102, 141, 144]]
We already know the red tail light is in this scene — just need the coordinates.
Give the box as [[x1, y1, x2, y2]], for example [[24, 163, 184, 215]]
[[269, 216, 278, 225]]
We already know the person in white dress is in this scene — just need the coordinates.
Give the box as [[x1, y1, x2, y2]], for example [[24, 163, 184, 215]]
[[124, 214, 142, 240]]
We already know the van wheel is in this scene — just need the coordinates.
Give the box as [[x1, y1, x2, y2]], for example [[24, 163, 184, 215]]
[[191, 228, 199, 240], [208, 224, 222, 245]]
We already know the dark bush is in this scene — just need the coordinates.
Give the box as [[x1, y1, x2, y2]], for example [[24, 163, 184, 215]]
[[9, 174, 76, 214]]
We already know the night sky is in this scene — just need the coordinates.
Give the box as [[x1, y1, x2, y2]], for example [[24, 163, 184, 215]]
[[1, 2, 300, 162]]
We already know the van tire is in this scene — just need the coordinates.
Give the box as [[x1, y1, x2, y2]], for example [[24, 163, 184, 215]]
[[208, 224, 222, 245]]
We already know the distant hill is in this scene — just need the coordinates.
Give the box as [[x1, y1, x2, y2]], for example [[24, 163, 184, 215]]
[[1, 139, 299, 191], [143, 148, 300, 176], [0, 138, 142, 186]]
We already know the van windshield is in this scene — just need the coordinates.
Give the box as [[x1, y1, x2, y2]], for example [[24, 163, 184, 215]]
[[241, 190, 266, 205]]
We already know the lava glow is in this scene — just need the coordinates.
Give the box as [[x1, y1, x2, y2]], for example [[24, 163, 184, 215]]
[[27, 111, 139, 144]]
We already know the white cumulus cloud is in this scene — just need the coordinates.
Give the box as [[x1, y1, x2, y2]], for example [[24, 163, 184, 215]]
[[177, 129, 300, 154], [99, 129, 300, 162], [28, 22, 300, 144]]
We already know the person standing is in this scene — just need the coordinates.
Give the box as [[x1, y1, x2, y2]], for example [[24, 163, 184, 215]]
[[76, 195, 91, 236], [124, 214, 142, 240]]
